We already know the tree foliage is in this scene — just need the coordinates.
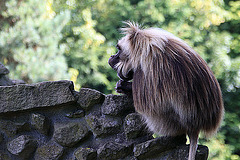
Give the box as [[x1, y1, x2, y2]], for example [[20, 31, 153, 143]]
[[0, 0, 70, 82], [0, 0, 239, 159]]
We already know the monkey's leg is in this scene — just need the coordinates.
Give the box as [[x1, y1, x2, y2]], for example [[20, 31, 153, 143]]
[[188, 131, 199, 160]]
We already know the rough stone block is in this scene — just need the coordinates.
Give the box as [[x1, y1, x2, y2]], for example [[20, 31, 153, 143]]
[[53, 122, 89, 147], [12, 79, 26, 85], [0, 75, 13, 86], [0, 80, 76, 113], [0, 62, 9, 75], [35, 141, 64, 160], [155, 145, 209, 160], [133, 135, 187, 159], [97, 142, 133, 160], [74, 147, 97, 160], [76, 88, 105, 111], [31, 113, 50, 135], [85, 112, 122, 137], [0, 63, 14, 86], [7, 135, 37, 159], [101, 94, 134, 116]]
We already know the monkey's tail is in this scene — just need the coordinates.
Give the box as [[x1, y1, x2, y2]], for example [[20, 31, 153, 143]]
[[188, 131, 199, 160]]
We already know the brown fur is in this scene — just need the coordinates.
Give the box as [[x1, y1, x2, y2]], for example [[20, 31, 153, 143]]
[[113, 22, 224, 160]]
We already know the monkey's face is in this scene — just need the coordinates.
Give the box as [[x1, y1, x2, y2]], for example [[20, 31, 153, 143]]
[[108, 38, 134, 81]]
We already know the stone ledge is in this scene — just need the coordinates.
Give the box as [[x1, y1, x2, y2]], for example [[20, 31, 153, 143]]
[[0, 63, 210, 160], [0, 80, 76, 113]]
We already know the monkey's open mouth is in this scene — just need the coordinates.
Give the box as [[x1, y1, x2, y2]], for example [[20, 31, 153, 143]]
[[108, 54, 133, 81]]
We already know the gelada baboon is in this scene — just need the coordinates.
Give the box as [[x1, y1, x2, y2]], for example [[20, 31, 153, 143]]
[[108, 22, 224, 160]]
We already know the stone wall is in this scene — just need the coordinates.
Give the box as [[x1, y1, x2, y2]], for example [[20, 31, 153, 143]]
[[0, 63, 209, 160]]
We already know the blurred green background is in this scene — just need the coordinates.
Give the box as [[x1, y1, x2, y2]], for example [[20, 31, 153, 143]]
[[0, 0, 239, 159]]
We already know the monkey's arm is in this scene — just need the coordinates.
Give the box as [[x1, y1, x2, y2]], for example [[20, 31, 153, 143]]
[[115, 80, 132, 95]]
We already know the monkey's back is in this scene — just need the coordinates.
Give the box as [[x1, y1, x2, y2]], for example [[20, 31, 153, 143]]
[[132, 36, 224, 137]]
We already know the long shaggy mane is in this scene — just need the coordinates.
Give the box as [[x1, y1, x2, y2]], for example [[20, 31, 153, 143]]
[[118, 21, 224, 137]]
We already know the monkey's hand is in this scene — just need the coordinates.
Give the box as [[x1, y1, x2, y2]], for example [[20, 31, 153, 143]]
[[115, 80, 132, 95]]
